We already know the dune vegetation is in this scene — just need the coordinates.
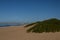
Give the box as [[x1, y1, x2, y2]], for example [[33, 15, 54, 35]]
[[24, 18, 60, 33]]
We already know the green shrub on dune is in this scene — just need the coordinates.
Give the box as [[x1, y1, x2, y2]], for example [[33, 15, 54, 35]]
[[24, 18, 60, 33]]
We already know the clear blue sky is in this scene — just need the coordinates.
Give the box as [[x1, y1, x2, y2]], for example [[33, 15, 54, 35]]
[[0, 0, 60, 23]]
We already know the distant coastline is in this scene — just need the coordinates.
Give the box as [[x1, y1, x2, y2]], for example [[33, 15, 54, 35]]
[[0, 23, 21, 27]]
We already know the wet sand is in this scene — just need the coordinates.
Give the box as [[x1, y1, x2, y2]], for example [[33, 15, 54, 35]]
[[0, 26, 60, 40]]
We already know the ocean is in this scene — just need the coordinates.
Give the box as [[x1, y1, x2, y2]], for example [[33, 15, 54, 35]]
[[0, 23, 20, 27]]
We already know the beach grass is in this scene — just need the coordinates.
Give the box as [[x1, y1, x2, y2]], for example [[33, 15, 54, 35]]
[[24, 18, 60, 33]]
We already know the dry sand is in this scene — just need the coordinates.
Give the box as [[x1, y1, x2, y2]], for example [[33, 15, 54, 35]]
[[0, 26, 60, 40]]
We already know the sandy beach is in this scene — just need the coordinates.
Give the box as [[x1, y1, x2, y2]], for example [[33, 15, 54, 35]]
[[0, 26, 60, 40]]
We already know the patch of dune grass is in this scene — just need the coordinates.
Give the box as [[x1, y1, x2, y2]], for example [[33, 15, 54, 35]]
[[24, 18, 60, 33]]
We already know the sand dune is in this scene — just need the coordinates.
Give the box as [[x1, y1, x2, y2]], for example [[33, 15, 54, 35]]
[[0, 26, 60, 40]]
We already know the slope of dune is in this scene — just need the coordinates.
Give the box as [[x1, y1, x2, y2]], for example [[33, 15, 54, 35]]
[[0, 26, 60, 40]]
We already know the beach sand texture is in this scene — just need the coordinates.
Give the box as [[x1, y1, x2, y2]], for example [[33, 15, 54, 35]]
[[0, 26, 60, 40]]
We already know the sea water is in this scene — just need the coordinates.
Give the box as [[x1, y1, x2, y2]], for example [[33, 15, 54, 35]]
[[0, 23, 20, 27]]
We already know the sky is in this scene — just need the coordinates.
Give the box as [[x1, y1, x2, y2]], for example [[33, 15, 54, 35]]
[[0, 0, 60, 23]]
